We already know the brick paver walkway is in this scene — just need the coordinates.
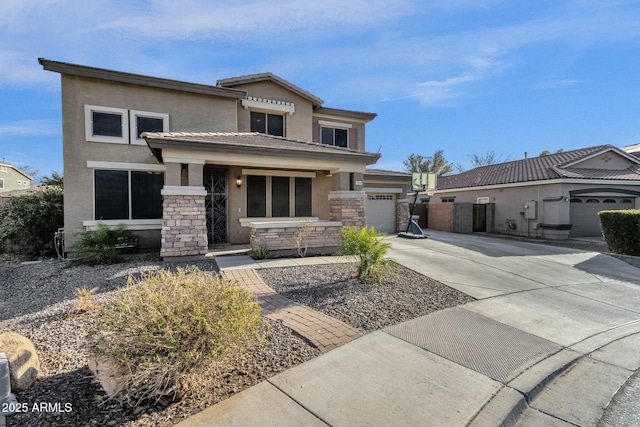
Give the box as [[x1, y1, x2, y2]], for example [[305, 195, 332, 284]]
[[223, 268, 363, 353]]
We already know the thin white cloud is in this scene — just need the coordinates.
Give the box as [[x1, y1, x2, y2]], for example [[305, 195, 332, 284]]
[[0, 120, 60, 137], [100, 0, 415, 40], [536, 79, 586, 89]]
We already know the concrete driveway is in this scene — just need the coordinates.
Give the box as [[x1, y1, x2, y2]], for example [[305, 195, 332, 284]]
[[180, 231, 640, 427]]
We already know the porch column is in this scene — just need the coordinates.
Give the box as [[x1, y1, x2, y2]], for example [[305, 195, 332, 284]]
[[329, 171, 366, 229], [160, 160, 208, 260]]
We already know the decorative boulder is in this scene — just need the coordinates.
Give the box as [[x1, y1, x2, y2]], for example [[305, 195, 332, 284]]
[[0, 331, 40, 392], [87, 356, 128, 399]]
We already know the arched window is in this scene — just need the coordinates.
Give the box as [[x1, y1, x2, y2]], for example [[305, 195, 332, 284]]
[[586, 199, 599, 203], [603, 199, 616, 203], [621, 199, 633, 204]]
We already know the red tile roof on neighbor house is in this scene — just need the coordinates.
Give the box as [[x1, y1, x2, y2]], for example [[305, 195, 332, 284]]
[[437, 145, 640, 190]]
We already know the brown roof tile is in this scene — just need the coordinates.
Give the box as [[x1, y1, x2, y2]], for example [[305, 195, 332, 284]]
[[437, 145, 640, 190]]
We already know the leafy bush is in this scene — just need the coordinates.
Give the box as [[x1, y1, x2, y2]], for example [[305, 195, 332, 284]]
[[341, 226, 395, 283], [252, 246, 274, 260], [0, 187, 63, 255], [87, 267, 263, 406], [599, 210, 640, 256], [70, 222, 136, 265]]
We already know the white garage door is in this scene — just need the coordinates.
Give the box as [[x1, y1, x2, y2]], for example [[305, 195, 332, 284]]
[[569, 197, 635, 237], [365, 193, 396, 233]]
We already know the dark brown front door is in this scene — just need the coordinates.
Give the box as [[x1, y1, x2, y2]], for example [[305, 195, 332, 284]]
[[473, 204, 487, 232]]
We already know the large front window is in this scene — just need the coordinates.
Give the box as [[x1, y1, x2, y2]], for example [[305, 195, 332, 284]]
[[251, 112, 284, 137], [246, 175, 311, 218], [94, 170, 164, 220]]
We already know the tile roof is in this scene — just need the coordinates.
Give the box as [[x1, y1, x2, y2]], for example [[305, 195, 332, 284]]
[[142, 132, 381, 163], [217, 72, 324, 106], [365, 168, 411, 177], [437, 145, 640, 190]]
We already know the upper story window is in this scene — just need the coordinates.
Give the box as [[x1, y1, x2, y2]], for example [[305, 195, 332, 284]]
[[0, 178, 4, 189], [130, 110, 170, 145], [321, 127, 348, 148], [0, 166, 7, 173], [85, 105, 129, 144], [85, 105, 169, 145], [251, 112, 284, 137], [317, 120, 352, 148]]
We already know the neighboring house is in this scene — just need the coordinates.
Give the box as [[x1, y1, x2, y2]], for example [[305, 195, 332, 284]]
[[40, 59, 410, 259], [0, 162, 33, 193], [430, 145, 640, 239], [622, 142, 640, 159]]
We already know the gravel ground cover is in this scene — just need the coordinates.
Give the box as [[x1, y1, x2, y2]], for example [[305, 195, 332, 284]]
[[259, 262, 475, 332], [0, 255, 319, 427]]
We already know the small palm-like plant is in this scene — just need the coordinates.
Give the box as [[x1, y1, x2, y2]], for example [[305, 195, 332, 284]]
[[70, 222, 136, 265], [341, 227, 395, 283]]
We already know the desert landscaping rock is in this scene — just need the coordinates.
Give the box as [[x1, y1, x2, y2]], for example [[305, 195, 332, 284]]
[[0, 331, 40, 392], [259, 262, 475, 332], [0, 255, 319, 427]]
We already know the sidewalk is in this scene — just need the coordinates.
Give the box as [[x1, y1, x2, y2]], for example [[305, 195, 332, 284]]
[[178, 235, 640, 427]]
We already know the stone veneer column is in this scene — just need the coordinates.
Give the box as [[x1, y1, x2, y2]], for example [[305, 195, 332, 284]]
[[396, 198, 410, 232], [328, 191, 366, 229], [160, 186, 208, 260]]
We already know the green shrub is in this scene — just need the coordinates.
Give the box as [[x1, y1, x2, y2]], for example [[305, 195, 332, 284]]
[[252, 246, 273, 260], [87, 267, 263, 406], [0, 187, 63, 255], [70, 222, 136, 265], [599, 210, 640, 256], [341, 226, 395, 283]]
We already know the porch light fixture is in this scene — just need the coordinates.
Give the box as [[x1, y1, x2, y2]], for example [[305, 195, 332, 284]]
[[236, 177, 243, 188]]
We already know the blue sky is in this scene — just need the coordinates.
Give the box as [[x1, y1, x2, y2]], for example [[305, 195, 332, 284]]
[[1, 0, 640, 179]]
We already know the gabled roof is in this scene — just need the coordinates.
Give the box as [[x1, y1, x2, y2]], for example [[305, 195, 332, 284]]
[[0, 162, 33, 180], [39, 58, 246, 99], [217, 72, 324, 106], [437, 145, 640, 190], [142, 132, 380, 164], [365, 169, 411, 177]]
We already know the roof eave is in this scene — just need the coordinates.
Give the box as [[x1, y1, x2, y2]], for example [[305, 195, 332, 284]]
[[39, 58, 246, 99], [144, 137, 381, 165]]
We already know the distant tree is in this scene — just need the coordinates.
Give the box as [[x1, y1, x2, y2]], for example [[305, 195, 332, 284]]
[[40, 171, 63, 188], [539, 149, 564, 157], [468, 150, 511, 168], [403, 150, 455, 176]]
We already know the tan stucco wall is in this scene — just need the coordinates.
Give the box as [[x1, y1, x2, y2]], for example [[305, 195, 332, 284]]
[[230, 81, 314, 142], [61, 74, 238, 248]]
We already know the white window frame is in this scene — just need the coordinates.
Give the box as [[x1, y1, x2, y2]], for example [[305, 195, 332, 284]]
[[129, 110, 170, 145], [17, 180, 22, 185], [85, 105, 129, 144], [0, 166, 7, 173]]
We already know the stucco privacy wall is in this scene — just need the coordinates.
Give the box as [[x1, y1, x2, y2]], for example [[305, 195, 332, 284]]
[[60, 74, 238, 249]]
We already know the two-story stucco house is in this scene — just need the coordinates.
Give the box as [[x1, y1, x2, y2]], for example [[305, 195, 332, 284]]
[[39, 59, 410, 259], [0, 162, 33, 193]]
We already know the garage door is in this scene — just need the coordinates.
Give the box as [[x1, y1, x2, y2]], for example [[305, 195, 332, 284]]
[[569, 197, 635, 237], [365, 194, 396, 233]]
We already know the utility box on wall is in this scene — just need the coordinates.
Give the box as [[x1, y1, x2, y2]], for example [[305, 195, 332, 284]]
[[524, 200, 537, 219]]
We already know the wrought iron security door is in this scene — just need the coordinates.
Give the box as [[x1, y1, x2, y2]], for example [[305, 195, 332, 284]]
[[204, 169, 227, 244]]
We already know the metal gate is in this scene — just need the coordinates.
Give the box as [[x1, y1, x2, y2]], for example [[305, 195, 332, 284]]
[[204, 169, 227, 244], [473, 204, 487, 232]]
